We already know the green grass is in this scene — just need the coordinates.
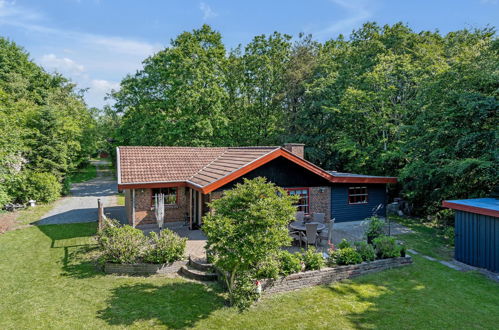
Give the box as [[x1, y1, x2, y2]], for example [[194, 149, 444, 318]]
[[117, 193, 125, 206], [391, 216, 454, 260], [14, 202, 56, 226], [1, 222, 498, 329], [68, 162, 97, 183]]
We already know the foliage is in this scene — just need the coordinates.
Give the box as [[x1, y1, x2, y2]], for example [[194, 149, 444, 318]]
[[0, 37, 98, 206], [354, 241, 376, 262], [338, 239, 351, 249], [203, 177, 297, 307], [142, 230, 187, 264], [277, 250, 303, 276], [231, 272, 260, 312], [365, 216, 386, 241], [255, 255, 281, 280], [330, 247, 363, 266], [373, 236, 401, 259], [443, 227, 455, 246], [302, 247, 325, 270], [97, 221, 146, 264], [13, 172, 61, 203], [434, 209, 455, 227], [0, 186, 11, 207]]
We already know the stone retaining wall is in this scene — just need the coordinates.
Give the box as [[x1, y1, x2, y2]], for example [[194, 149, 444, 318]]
[[104, 260, 187, 275], [261, 256, 412, 295]]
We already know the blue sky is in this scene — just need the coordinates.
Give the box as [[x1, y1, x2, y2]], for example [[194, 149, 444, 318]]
[[0, 0, 497, 108]]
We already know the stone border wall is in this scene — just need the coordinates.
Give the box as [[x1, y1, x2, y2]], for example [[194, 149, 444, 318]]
[[104, 260, 187, 275], [261, 256, 412, 295]]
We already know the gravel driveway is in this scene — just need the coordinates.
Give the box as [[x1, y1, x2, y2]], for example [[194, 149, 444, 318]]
[[37, 160, 124, 225]]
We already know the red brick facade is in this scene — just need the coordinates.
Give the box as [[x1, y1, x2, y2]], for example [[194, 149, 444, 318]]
[[309, 186, 331, 221]]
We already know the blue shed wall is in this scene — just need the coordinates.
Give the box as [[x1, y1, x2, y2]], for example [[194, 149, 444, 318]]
[[455, 210, 499, 272], [331, 184, 387, 222]]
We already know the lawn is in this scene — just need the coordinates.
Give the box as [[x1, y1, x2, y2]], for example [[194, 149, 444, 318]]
[[68, 161, 97, 183], [0, 222, 498, 329]]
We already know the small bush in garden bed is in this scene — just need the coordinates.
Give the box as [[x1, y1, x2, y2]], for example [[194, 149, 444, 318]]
[[337, 239, 351, 249], [302, 247, 325, 270], [278, 250, 303, 276], [97, 223, 146, 264], [256, 255, 281, 280], [354, 241, 376, 262], [97, 219, 186, 265], [143, 229, 187, 264], [365, 216, 385, 244], [329, 247, 363, 265], [373, 235, 401, 259]]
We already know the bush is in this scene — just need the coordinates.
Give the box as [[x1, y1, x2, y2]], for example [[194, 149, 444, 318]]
[[338, 239, 351, 249], [365, 216, 385, 243], [434, 209, 455, 227], [278, 250, 303, 276], [354, 241, 376, 262], [0, 186, 11, 207], [13, 172, 62, 203], [61, 178, 72, 196], [443, 227, 455, 246], [302, 247, 325, 270], [97, 222, 146, 264], [330, 247, 363, 265], [373, 235, 401, 259], [142, 229, 186, 264], [255, 255, 281, 279], [231, 272, 260, 311]]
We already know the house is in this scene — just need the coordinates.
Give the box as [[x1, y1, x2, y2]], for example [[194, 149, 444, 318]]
[[116, 144, 397, 228], [442, 198, 499, 272]]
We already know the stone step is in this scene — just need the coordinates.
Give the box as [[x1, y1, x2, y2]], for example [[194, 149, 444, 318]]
[[188, 256, 213, 272], [180, 265, 217, 282]]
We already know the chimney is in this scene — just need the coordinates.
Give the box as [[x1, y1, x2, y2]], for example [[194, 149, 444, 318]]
[[283, 143, 305, 159]]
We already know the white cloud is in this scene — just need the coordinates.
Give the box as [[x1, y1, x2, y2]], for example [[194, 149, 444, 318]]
[[0, 0, 162, 108], [199, 2, 217, 20], [314, 0, 372, 39], [39, 54, 85, 76]]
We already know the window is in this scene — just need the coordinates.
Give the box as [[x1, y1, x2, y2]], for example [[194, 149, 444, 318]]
[[151, 188, 177, 207], [285, 188, 309, 213], [348, 186, 368, 204]]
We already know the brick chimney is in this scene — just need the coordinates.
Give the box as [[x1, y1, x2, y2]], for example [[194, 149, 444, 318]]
[[283, 143, 305, 159]]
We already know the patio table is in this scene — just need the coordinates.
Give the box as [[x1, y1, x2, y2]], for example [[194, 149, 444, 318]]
[[289, 221, 325, 232]]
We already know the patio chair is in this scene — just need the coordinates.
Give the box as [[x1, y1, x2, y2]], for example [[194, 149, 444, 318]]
[[295, 211, 305, 222], [312, 212, 326, 223], [300, 223, 319, 248], [289, 228, 303, 248]]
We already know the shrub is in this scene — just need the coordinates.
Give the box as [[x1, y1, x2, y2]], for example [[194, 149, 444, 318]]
[[443, 227, 455, 246], [302, 247, 325, 270], [142, 229, 186, 264], [278, 250, 303, 276], [330, 247, 363, 265], [14, 172, 61, 203], [231, 272, 260, 311], [365, 216, 385, 243], [373, 235, 401, 259], [338, 239, 351, 249], [0, 186, 11, 207], [97, 223, 146, 264], [354, 241, 376, 262], [434, 209, 455, 227], [61, 178, 72, 196], [255, 255, 280, 279]]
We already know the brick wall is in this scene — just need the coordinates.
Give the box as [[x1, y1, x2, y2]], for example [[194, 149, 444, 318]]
[[261, 256, 412, 295], [133, 188, 189, 226], [309, 186, 331, 221]]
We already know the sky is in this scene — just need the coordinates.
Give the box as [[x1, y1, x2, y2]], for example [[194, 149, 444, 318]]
[[0, 0, 497, 108]]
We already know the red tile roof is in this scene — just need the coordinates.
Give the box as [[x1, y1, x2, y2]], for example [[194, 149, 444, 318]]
[[118, 146, 278, 186]]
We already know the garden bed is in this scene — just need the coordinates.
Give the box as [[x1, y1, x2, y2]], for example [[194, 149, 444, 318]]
[[260, 256, 413, 295], [103, 260, 187, 275]]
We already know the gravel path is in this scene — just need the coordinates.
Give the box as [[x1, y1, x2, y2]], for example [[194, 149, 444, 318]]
[[37, 160, 123, 225]]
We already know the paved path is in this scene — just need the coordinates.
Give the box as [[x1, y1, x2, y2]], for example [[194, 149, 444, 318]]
[[37, 160, 123, 225]]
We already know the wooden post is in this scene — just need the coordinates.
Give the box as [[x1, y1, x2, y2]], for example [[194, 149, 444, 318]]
[[189, 188, 192, 229], [97, 198, 103, 230], [132, 189, 136, 228], [198, 191, 202, 226]]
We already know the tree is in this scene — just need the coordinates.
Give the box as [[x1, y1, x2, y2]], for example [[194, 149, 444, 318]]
[[203, 177, 297, 306]]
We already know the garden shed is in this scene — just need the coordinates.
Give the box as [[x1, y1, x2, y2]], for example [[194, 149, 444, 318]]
[[442, 198, 499, 273]]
